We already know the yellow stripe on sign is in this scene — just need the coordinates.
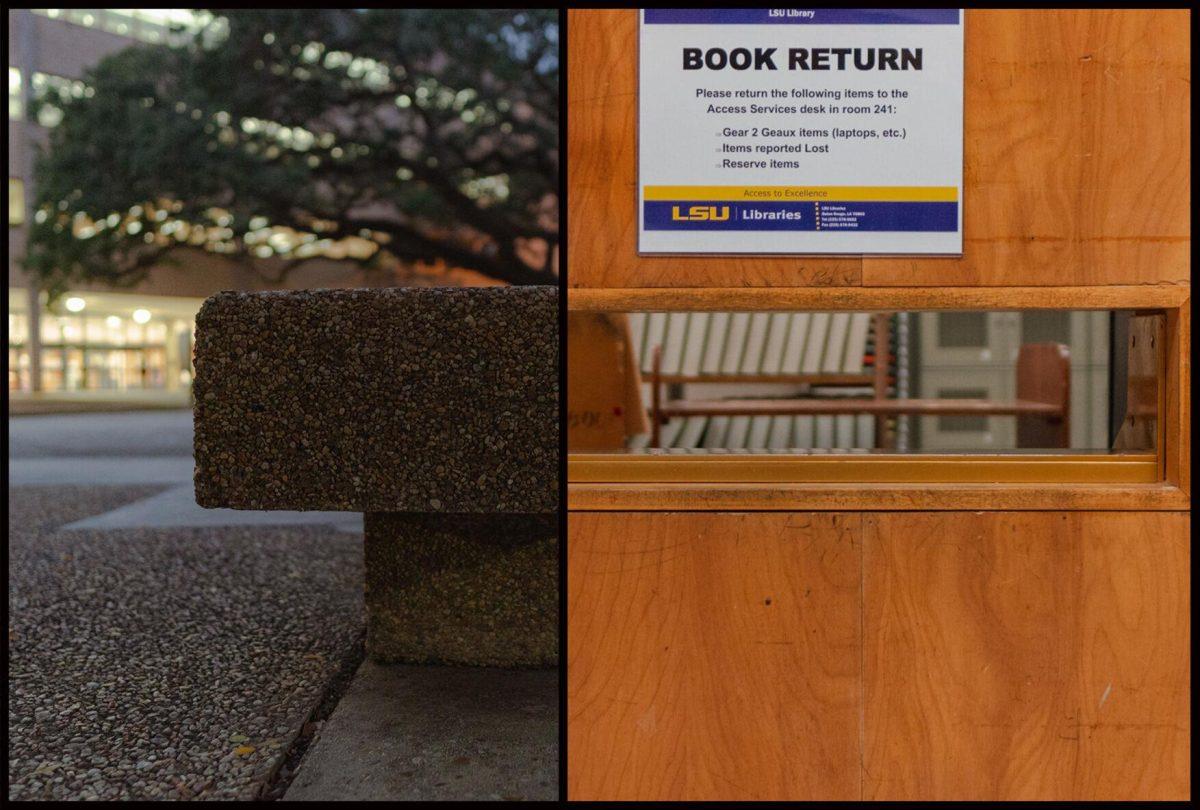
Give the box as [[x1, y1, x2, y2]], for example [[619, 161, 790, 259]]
[[644, 185, 959, 202]]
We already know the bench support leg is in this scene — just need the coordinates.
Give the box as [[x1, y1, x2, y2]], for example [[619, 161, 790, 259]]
[[364, 513, 558, 667]]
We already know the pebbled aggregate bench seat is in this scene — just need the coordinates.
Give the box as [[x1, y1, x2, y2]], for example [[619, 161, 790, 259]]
[[193, 286, 558, 667]]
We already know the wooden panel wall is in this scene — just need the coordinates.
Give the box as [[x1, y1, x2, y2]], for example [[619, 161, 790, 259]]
[[566, 7, 1191, 802], [568, 511, 1191, 800], [568, 512, 861, 801], [566, 9, 1190, 288], [864, 511, 1190, 800]]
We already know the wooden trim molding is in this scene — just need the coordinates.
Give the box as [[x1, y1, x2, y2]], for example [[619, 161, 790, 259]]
[[567, 285, 1189, 312], [567, 286, 1190, 512], [568, 482, 1190, 512], [1164, 297, 1190, 495]]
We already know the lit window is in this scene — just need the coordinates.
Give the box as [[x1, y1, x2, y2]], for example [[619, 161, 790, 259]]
[[128, 8, 201, 27], [68, 10, 93, 27], [32, 9, 213, 47], [31, 72, 90, 128], [9, 312, 30, 344], [99, 11, 130, 36], [9, 178, 24, 226], [9, 67, 22, 120]]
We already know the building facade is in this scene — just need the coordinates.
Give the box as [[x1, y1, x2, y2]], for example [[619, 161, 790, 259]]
[[8, 10, 211, 396], [8, 9, 480, 397]]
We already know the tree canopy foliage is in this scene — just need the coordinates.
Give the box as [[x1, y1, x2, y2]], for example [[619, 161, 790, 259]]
[[25, 9, 559, 295]]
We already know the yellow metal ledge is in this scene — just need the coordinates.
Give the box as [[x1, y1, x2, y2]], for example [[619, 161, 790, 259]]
[[569, 453, 1159, 485]]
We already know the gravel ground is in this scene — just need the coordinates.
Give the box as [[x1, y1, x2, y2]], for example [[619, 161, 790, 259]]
[[8, 485, 364, 801]]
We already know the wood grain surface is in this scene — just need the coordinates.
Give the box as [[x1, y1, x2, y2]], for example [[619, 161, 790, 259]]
[[863, 10, 1191, 286], [566, 284, 1189, 312], [566, 9, 1190, 288], [1113, 314, 1163, 453], [863, 511, 1190, 800], [567, 512, 862, 800], [1164, 298, 1190, 495], [565, 8, 1190, 802], [568, 511, 1190, 800], [567, 313, 646, 451], [567, 482, 1190, 512]]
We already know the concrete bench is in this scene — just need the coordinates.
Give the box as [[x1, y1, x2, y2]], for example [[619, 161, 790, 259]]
[[193, 287, 558, 667]]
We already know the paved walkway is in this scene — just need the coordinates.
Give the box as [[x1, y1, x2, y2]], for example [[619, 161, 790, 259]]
[[10, 410, 196, 457], [284, 663, 557, 802], [10, 411, 360, 533], [7, 411, 364, 801]]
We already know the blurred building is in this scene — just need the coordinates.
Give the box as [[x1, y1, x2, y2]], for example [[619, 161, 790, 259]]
[[9, 10, 210, 396], [8, 9, 496, 397]]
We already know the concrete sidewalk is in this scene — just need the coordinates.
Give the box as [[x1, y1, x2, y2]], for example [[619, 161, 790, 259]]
[[284, 662, 558, 801], [9, 410, 194, 457]]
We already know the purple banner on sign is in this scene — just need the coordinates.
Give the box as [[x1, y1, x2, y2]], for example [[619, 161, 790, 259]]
[[644, 200, 959, 232], [643, 9, 960, 26]]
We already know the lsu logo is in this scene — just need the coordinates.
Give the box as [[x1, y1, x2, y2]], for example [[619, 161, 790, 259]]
[[671, 204, 730, 222]]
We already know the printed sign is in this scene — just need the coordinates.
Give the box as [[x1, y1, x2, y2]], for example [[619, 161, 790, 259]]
[[638, 9, 964, 255]]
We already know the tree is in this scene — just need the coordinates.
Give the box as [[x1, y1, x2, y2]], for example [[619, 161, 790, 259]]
[[25, 9, 558, 296]]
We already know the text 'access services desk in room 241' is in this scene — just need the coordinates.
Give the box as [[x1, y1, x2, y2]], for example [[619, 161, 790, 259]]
[[638, 8, 963, 256]]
